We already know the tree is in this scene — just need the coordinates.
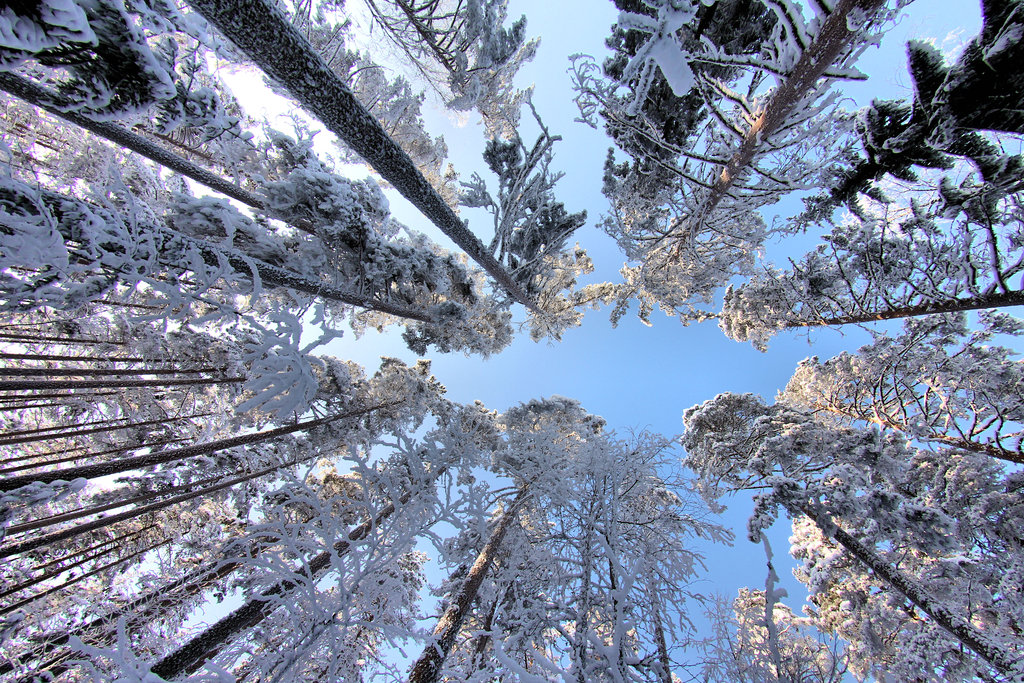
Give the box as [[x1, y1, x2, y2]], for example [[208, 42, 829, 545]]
[[683, 392, 1024, 679], [696, 589, 849, 683], [573, 0, 889, 325], [182, 0, 541, 311], [354, 0, 539, 137], [780, 313, 1024, 463], [718, 1, 1024, 349]]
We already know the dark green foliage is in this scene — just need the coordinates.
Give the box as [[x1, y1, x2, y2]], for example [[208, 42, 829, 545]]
[[801, 0, 1024, 223]]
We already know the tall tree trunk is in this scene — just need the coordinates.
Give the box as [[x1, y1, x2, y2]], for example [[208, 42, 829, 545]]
[[0, 538, 172, 617], [150, 470, 441, 680], [788, 289, 1024, 329], [686, 0, 885, 233], [6, 470, 232, 536], [0, 412, 212, 450], [795, 502, 1019, 677], [0, 401, 392, 492], [648, 587, 673, 683], [0, 445, 355, 559], [0, 376, 244, 392], [184, 0, 540, 312], [0, 366, 224, 377], [0, 525, 154, 601], [2, 436, 191, 474], [0, 73, 273, 216], [407, 488, 527, 683]]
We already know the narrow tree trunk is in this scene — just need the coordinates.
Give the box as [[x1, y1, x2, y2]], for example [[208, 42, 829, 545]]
[[184, 0, 540, 312], [408, 488, 527, 683], [0, 402, 392, 492], [0, 525, 154, 601], [0, 73, 272, 214], [0, 538, 172, 617], [789, 289, 1024, 329], [150, 472, 438, 679], [0, 376, 244, 392], [0, 445, 354, 559], [0, 436, 191, 474], [0, 352, 152, 362], [796, 503, 1019, 676], [6, 471, 231, 536], [687, 0, 885, 231], [649, 590, 673, 683], [0, 366, 223, 377], [0, 412, 212, 450]]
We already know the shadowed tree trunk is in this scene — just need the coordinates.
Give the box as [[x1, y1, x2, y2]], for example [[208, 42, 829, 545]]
[[795, 502, 1018, 677], [0, 401, 393, 492], [407, 488, 528, 683], [184, 0, 540, 312], [149, 467, 445, 679]]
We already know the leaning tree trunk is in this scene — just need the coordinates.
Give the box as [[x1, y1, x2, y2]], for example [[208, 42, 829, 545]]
[[149, 470, 441, 680], [686, 0, 886, 232], [0, 401, 393, 492], [184, 0, 540, 313], [787, 289, 1024, 330], [407, 488, 528, 683], [795, 502, 1020, 677], [0, 446, 345, 559], [21, 185, 435, 324]]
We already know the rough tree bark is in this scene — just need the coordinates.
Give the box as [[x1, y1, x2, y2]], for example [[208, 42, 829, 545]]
[[407, 488, 528, 683], [184, 0, 540, 312]]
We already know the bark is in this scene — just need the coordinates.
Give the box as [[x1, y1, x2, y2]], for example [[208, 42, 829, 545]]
[[0, 412, 213, 450], [0, 436, 190, 473], [5, 471, 231, 536], [149, 479, 426, 679], [0, 73, 271, 215], [27, 185, 436, 323], [0, 538, 172, 617], [0, 401, 392, 492], [0, 376, 244, 392], [0, 526, 153, 601], [0, 437, 373, 559], [788, 289, 1024, 329], [184, 0, 540, 312], [0, 366, 223, 377], [649, 592, 673, 683], [686, 0, 885, 231], [797, 503, 1020, 677], [407, 488, 527, 683]]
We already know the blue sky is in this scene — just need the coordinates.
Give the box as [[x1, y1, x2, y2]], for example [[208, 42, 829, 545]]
[[321, 0, 981, 613]]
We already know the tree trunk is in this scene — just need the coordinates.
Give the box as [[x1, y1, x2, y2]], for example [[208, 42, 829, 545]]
[[0, 366, 223, 377], [788, 289, 1024, 329], [407, 488, 527, 683], [5, 470, 232, 536], [686, 0, 885, 232], [0, 443, 361, 559], [0, 537, 172, 617], [0, 525, 154, 601], [0, 412, 213, 450], [1, 436, 192, 474], [0, 73, 272, 215], [184, 0, 539, 313], [0, 376, 244, 392], [796, 502, 1019, 677], [0, 402, 392, 492], [150, 470, 441, 680]]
